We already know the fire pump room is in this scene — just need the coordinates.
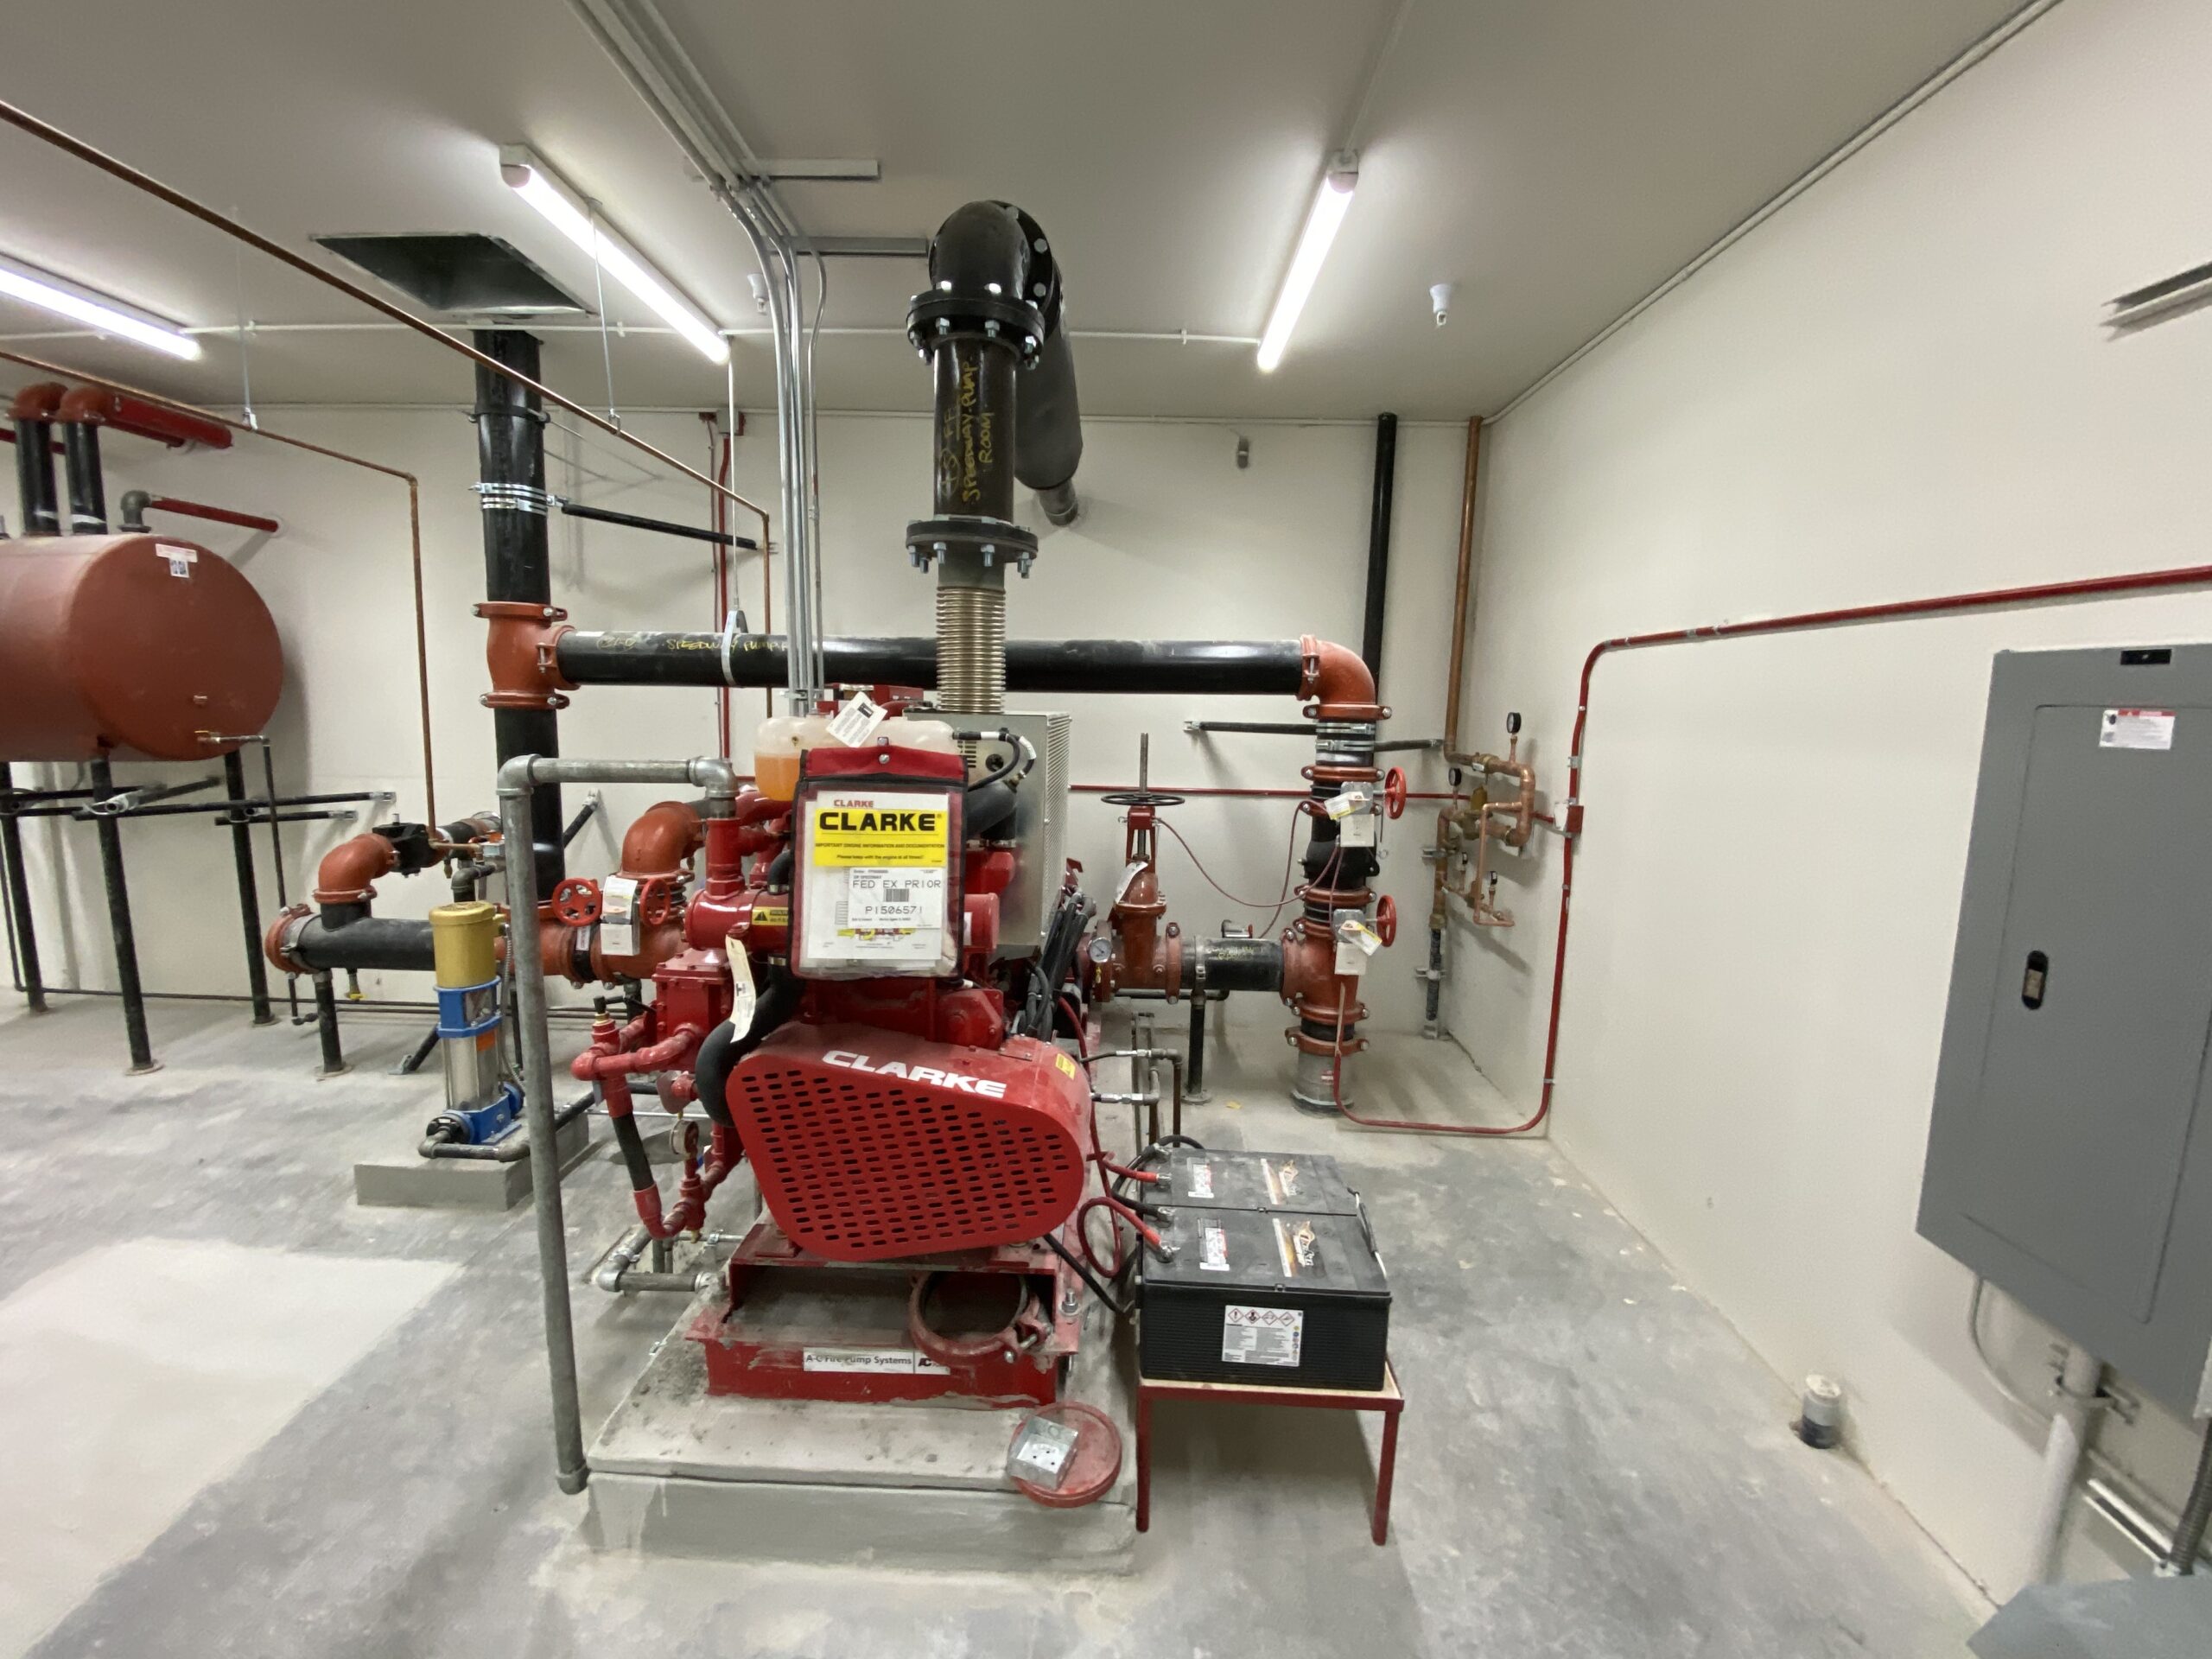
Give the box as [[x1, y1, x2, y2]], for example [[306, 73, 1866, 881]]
[[3, 2, 2212, 1656]]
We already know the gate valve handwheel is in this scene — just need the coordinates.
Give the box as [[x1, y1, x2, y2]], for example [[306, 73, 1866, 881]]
[[1098, 789, 1185, 810], [636, 875, 675, 926], [1382, 767, 1408, 820], [550, 877, 601, 926], [1374, 894, 1398, 948]]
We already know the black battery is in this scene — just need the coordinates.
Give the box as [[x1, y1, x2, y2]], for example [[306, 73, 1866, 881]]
[[1154, 1147, 1363, 1217], [1138, 1201, 1390, 1390]]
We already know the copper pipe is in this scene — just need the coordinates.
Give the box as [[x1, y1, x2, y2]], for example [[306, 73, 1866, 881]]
[[1443, 416, 1483, 754], [0, 348, 441, 827], [0, 96, 770, 550], [1450, 738, 1533, 926]]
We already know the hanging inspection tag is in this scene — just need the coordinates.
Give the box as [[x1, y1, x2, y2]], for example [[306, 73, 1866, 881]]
[[1324, 788, 1370, 821], [600, 875, 639, 956], [826, 691, 887, 748], [1334, 916, 1382, 976], [1339, 810, 1377, 849], [726, 938, 757, 1033]]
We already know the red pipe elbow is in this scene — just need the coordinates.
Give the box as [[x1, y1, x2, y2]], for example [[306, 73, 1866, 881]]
[[9, 382, 66, 421], [619, 800, 704, 877], [312, 832, 398, 907], [1300, 635, 1385, 718]]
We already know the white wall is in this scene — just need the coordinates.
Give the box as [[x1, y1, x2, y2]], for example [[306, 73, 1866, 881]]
[[7, 401, 1469, 1041], [1447, 0, 2212, 1599]]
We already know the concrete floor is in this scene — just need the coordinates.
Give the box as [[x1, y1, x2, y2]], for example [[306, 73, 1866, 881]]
[[0, 991, 1986, 1658]]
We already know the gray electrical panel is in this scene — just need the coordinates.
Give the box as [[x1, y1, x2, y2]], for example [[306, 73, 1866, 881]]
[[1918, 645, 2212, 1417]]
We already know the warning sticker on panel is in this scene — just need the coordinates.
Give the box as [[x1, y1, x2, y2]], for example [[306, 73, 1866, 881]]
[[1199, 1225, 1230, 1272], [1222, 1304, 1304, 1368], [1187, 1161, 1215, 1199], [2101, 709, 2176, 751]]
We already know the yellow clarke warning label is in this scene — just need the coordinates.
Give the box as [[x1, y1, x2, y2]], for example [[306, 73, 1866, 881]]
[[808, 798, 952, 868]]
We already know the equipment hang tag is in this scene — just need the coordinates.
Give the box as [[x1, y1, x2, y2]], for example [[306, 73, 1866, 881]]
[[1339, 810, 1377, 849], [599, 875, 639, 956], [1324, 788, 1370, 821], [726, 938, 757, 1033], [827, 691, 887, 748], [1334, 916, 1382, 976]]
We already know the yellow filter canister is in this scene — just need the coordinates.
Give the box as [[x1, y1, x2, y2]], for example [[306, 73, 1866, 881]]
[[429, 900, 500, 988]]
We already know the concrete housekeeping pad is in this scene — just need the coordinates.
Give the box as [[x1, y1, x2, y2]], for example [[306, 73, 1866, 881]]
[[583, 1287, 1137, 1571], [352, 1111, 594, 1211]]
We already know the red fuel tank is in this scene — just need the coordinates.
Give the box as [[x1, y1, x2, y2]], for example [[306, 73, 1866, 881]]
[[0, 533, 282, 760], [728, 1020, 1090, 1261]]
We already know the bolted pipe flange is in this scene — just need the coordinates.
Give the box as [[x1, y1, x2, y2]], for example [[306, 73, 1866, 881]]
[[904, 515, 1039, 575]]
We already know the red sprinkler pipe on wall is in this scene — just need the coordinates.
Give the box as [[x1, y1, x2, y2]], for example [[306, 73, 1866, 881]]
[[1497, 559, 2212, 1142], [136, 495, 282, 536]]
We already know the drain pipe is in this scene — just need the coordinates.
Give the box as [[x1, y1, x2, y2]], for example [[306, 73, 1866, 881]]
[[2025, 1345, 2107, 1582]]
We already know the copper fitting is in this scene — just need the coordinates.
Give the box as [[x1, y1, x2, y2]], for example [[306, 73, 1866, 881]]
[[619, 800, 704, 878], [478, 601, 575, 711], [312, 832, 398, 906], [1444, 736, 1534, 927]]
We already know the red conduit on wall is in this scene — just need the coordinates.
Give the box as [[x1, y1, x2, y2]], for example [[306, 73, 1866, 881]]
[[1500, 559, 2212, 1142], [139, 495, 281, 536]]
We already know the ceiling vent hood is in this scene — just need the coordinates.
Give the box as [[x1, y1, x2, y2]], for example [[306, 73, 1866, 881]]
[[311, 232, 584, 316]]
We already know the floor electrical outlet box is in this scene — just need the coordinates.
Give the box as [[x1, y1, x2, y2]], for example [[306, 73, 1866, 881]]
[[1917, 645, 2212, 1416], [1139, 1161, 1390, 1391]]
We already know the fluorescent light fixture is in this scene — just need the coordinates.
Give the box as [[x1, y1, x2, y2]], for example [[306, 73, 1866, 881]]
[[1255, 152, 1358, 372], [500, 144, 728, 364], [0, 253, 200, 359]]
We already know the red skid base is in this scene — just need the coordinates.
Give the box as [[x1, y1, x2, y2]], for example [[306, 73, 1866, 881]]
[[686, 1220, 1082, 1408]]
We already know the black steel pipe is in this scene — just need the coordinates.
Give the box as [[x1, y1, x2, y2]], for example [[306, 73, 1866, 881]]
[[934, 337, 1018, 523], [1187, 990, 1209, 1099], [557, 499, 754, 550], [86, 755, 156, 1071], [1360, 412, 1397, 685], [222, 752, 275, 1026], [285, 913, 436, 974], [474, 328, 565, 897], [0, 765, 41, 1011], [557, 632, 1307, 696], [1180, 935, 1284, 996], [1020, 325, 1082, 525], [13, 410, 60, 534], [60, 418, 106, 534], [312, 969, 346, 1075]]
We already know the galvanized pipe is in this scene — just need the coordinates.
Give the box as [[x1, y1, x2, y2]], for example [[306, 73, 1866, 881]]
[[499, 750, 736, 1496], [499, 753, 588, 1494]]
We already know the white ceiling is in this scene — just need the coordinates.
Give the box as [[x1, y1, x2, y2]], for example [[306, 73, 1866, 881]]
[[0, 0, 2031, 420]]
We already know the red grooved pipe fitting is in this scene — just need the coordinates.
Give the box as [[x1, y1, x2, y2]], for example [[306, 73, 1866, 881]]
[[9, 381, 66, 421], [477, 601, 575, 710], [55, 385, 232, 449], [619, 800, 703, 877], [312, 832, 397, 906], [1299, 633, 1389, 720]]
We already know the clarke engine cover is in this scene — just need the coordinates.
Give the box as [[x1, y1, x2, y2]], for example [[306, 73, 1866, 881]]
[[727, 1021, 1091, 1261]]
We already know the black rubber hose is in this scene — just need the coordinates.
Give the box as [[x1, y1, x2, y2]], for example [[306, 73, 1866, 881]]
[[690, 969, 804, 1132], [2169, 1420, 2212, 1574], [609, 1110, 658, 1193], [966, 779, 1019, 838]]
